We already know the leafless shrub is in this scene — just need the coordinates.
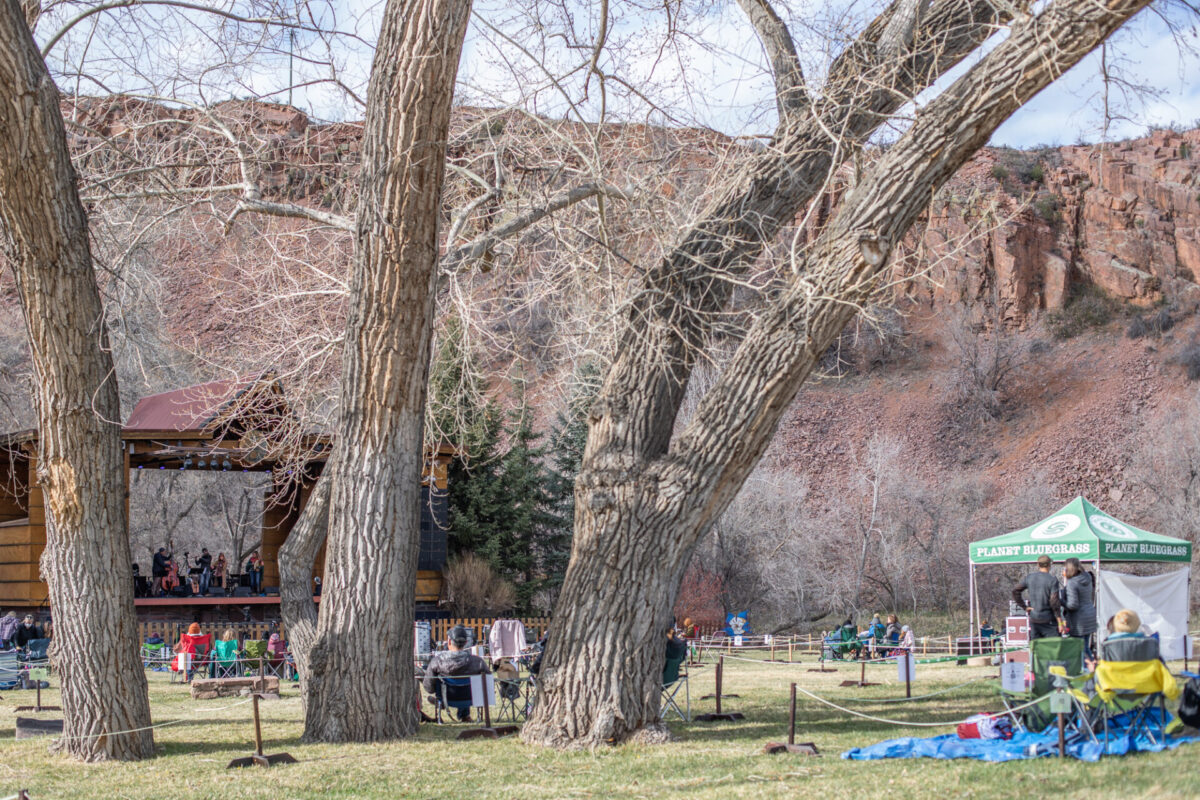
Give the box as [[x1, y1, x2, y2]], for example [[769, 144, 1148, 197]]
[[442, 553, 517, 616], [818, 306, 907, 378], [948, 306, 1027, 424]]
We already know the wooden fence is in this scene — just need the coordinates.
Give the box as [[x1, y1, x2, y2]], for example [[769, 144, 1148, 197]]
[[138, 620, 279, 645], [429, 616, 550, 645], [138, 617, 553, 647]]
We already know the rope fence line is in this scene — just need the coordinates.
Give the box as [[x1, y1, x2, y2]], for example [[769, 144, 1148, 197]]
[[787, 683, 1049, 728], [43, 695, 256, 748], [718, 653, 997, 704]]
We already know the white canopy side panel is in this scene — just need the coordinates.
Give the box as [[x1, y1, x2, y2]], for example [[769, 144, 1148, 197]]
[[1096, 567, 1191, 660]]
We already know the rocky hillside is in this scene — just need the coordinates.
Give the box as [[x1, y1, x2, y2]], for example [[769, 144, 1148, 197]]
[[899, 127, 1200, 326]]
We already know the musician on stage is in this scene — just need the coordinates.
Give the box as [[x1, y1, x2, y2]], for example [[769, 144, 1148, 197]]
[[151, 547, 172, 596]]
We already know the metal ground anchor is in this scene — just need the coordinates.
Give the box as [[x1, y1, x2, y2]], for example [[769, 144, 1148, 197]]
[[763, 683, 819, 755], [227, 693, 297, 768]]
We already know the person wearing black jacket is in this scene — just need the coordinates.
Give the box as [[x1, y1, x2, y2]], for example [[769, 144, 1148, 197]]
[[195, 548, 213, 596], [1012, 555, 1062, 639], [666, 628, 687, 662], [1058, 557, 1098, 656], [151, 548, 171, 596], [14, 615, 43, 649], [423, 625, 490, 721]]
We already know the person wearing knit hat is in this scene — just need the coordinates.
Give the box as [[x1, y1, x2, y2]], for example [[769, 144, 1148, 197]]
[[188, 622, 202, 635]]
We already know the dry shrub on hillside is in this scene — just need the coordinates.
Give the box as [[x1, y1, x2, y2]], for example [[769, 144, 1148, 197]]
[[443, 553, 517, 616], [947, 305, 1028, 426]]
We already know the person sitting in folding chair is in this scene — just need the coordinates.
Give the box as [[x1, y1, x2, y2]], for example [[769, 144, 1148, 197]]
[[422, 625, 490, 722], [211, 629, 240, 678], [171, 623, 211, 683], [265, 633, 288, 678], [662, 627, 690, 722], [1088, 609, 1182, 745], [142, 631, 169, 671]]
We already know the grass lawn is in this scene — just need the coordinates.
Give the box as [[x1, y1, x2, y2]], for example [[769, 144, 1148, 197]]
[[2, 654, 1198, 799]]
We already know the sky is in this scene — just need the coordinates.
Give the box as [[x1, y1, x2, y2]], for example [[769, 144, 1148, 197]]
[[37, 0, 1200, 149]]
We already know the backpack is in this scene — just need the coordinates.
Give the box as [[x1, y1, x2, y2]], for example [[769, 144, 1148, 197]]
[[1179, 677, 1200, 730]]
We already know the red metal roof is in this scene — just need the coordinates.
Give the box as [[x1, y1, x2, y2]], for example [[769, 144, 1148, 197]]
[[123, 375, 281, 433]]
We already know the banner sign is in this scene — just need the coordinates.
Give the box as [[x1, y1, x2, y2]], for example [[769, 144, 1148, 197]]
[[724, 611, 750, 637]]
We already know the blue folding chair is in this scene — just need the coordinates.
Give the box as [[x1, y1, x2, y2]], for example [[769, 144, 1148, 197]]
[[434, 676, 475, 723]]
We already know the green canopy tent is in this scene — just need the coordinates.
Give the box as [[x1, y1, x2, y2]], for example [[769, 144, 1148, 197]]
[[966, 496, 1193, 653]]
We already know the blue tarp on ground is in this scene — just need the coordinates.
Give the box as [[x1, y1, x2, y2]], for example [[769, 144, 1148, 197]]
[[842, 713, 1200, 763]]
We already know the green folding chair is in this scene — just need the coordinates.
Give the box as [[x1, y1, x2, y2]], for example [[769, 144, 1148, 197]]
[[1000, 636, 1085, 732], [661, 653, 690, 722], [211, 639, 239, 678], [241, 639, 269, 675]]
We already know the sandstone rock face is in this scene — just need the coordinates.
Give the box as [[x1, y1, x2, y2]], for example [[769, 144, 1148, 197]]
[[190, 675, 279, 700], [896, 128, 1200, 326]]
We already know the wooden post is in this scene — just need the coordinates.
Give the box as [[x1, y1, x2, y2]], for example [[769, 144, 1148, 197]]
[[482, 677, 492, 729], [715, 656, 723, 714], [788, 682, 797, 746], [770, 639, 776, 661], [788, 639, 794, 663], [252, 693, 264, 757], [903, 652, 912, 699], [1057, 711, 1065, 758]]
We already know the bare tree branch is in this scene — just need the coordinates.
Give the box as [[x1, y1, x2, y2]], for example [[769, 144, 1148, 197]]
[[441, 182, 632, 273], [735, 0, 808, 120]]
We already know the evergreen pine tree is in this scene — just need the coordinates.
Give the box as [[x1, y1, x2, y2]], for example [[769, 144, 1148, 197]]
[[540, 361, 602, 597], [430, 312, 506, 558], [488, 393, 559, 609]]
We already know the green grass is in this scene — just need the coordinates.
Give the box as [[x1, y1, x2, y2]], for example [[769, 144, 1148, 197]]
[[2, 657, 1198, 799]]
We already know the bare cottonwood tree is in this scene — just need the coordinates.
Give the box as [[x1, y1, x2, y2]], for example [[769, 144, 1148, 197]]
[[523, 0, 1157, 748], [0, 0, 152, 760], [292, 0, 472, 742]]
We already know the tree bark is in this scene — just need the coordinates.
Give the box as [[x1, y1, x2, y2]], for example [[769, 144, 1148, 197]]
[[299, 0, 471, 742], [524, 0, 1150, 748], [0, 0, 152, 761]]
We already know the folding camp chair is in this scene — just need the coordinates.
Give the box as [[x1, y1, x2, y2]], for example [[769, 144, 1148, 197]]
[[1087, 639, 1182, 746], [661, 652, 690, 722], [433, 676, 475, 723], [210, 638, 239, 678], [0, 650, 19, 690], [822, 628, 861, 661], [263, 647, 287, 679], [170, 634, 211, 683], [999, 636, 1084, 732], [491, 660, 526, 722], [241, 640, 269, 675], [142, 641, 169, 670]]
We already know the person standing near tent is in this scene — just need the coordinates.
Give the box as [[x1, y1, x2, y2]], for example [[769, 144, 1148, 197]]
[[1057, 557, 1098, 658], [1012, 555, 1062, 640]]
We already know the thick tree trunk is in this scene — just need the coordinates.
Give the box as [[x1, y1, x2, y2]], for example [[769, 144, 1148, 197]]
[[0, 0, 152, 760], [524, 0, 1150, 748], [278, 471, 329, 706], [300, 0, 471, 742]]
